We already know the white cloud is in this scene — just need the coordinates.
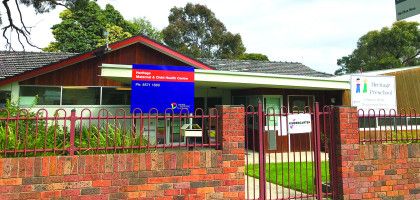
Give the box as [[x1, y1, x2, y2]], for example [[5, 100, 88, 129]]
[[1, 0, 419, 74]]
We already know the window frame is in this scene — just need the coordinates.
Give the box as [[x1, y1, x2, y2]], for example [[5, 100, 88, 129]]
[[18, 85, 131, 107]]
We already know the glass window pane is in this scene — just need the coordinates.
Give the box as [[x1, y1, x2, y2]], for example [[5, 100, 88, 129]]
[[19, 86, 61, 105], [358, 117, 376, 128], [101, 87, 131, 105], [207, 97, 222, 108], [0, 91, 11, 108], [288, 95, 313, 113], [62, 87, 100, 105], [408, 117, 420, 125], [233, 96, 246, 106]]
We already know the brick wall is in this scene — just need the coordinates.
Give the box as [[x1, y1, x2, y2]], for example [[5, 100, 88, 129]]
[[335, 107, 420, 200], [0, 105, 245, 200]]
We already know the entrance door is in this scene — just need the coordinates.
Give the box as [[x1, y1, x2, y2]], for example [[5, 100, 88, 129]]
[[263, 96, 288, 152]]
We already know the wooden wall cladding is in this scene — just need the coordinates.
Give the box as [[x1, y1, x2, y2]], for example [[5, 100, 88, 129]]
[[386, 67, 420, 111], [20, 44, 192, 86]]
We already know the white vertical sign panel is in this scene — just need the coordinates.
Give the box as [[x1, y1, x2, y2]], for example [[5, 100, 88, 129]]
[[350, 75, 397, 115]]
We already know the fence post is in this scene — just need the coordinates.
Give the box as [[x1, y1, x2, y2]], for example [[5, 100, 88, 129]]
[[313, 102, 323, 199], [68, 109, 76, 156], [216, 105, 246, 199], [257, 100, 266, 200], [334, 106, 360, 199]]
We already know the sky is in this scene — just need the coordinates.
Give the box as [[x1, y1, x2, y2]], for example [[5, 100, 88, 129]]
[[1, 0, 420, 74]]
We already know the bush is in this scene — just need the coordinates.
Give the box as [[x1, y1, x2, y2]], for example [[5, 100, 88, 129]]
[[0, 99, 148, 157]]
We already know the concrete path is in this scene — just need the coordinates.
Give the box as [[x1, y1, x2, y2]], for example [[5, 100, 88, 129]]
[[244, 151, 326, 199], [245, 175, 305, 200]]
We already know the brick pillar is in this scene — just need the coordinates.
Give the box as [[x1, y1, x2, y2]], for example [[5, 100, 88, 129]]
[[217, 105, 245, 200], [334, 106, 361, 200]]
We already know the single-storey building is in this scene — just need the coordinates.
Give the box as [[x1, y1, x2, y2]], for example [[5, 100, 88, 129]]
[[0, 35, 350, 152]]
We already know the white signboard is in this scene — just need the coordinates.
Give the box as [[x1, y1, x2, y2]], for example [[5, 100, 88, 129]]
[[396, 0, 420, 20], [285, 114, 312, 134], [268, 114, 312, 135], [350, 75, 397, 115]]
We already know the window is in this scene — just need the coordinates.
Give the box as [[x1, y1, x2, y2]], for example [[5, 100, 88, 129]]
[[102, 87, 130, 105], [207, 97, 222, 109], [17, 85, 135, 106], [232, 96, 247, 106], [358, 117, 377, 128], [288, 95, 314, 113], [0, 91, 11, 108], [378, 117, 408, 127], [62, 87, 100, 105], [408, 118, 420, 126], [19, 86, 61, 105]]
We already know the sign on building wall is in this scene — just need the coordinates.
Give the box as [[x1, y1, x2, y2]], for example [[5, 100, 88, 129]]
[[131, 64, 195, 113], [396, 0, 420, 20], [350, 75, 397, 114]]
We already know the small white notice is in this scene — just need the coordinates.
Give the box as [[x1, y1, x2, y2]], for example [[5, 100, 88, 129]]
[[285, 114, 312, 134], [266, 114, 313, 136]]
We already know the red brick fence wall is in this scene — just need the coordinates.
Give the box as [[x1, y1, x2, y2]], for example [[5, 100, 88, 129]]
[[0, 105, 418, 200], [0, 105, 245, 200], [335, 107, 419, 200]]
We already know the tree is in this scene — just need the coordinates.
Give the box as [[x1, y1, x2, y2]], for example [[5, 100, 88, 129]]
[[96, 24, 132, 47], [335, 21, 420, 75], [162, 3, 246, 59], [44, 1, 128, 52], [44, 1, 162, 53], [0, 0, 85, 50], [239, 53, 269, 61], [131, 17, 163, 43]]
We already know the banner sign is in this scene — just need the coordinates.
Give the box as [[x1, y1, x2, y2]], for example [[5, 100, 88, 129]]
[[350, 75, 397, 115], [131, 64, 195, 113], [396, 0, 420, 20]]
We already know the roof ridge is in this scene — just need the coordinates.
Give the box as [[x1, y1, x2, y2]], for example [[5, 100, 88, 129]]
[[0, 50, 77, 55], [198, 57, 304, 65]]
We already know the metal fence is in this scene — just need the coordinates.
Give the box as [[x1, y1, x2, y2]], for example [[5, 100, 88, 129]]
[[245, 102, 338, 200], [358, 109, 420, 143], [0, 108, 219, 157]]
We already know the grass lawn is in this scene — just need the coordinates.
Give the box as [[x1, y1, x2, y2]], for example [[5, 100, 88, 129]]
[[246, 161, 330, 194]]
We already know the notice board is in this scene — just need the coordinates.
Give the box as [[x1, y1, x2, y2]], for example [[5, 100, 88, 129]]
[[131, 64, 195, 113]]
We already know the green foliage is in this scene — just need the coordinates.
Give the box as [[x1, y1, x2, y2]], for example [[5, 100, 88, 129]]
[[162, 3, 246, 59], [336, 21, 420, 75], [0, 100, 149, 157], [15, 0, 86, 14], [239, 53, 269, 61], [0, 99, 67, 157], [131, 17, 164, 42], [75, 124, 148, 155], [96, 24, 132, 47], [44, 1, 162, 53]]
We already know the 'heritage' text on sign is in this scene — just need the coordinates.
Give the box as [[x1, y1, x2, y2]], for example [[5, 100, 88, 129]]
[[131, 64, 194, 113], [350, 75, 397, 115]]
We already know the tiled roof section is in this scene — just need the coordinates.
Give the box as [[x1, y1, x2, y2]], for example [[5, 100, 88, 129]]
[[199, 58, 333, 77], [0, 51, 333, 81], [0, 51, 77, 80]]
